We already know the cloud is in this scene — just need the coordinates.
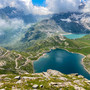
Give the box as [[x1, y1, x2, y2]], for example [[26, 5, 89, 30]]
[[82, 1, 90, 13], [0, 18, 26, 44], [0, 0, 51, 15], [46, 0, 80, 13], [0, 0, 89, 15], [0, 18, 24, 32]]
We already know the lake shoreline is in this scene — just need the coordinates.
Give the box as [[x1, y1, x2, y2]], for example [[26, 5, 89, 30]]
[[64, 49, 90, 75], [33, 48, 90, 76]]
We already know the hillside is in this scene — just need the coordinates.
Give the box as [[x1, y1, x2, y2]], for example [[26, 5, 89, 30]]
[[66, 35, 90, 73], [0, 69, 90, 90], [0, 47, 33, 74]]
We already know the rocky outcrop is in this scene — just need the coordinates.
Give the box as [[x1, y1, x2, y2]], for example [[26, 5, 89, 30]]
[[0, 69, 90, 90], [47, 69, 63, 76]]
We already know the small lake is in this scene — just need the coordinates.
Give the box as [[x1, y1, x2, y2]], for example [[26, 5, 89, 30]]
[[64, 34, 86, 39], [34, 49, 90, 80]]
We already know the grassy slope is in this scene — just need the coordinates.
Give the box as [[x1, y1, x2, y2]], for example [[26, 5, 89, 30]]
[[0, 34, 90, 75], [22, 35, 90, 73], [0, 70, 90, 90], [0, 47, 33, 74], [66, 35, 90, 73]]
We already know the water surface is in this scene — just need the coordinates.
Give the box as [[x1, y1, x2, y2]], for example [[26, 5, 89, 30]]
[[34, 49, 90, 80], [64, 34, 86, 39]]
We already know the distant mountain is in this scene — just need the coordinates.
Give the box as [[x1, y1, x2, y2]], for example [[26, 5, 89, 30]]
[[51, 12, 90, 33], [0, 11, 90, 50], [24, 12, 90, 35], [22, 12, 90, 44], [21, 12, 90, 44]]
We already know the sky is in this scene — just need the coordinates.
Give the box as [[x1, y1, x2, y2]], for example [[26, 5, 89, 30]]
[[32, 0, 46, 6], [0, 0, 89, 15]]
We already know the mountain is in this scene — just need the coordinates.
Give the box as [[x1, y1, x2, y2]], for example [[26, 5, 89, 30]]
[[24, 12, 90, 35], [51, 12, 90, 33], [1, 12, 89, 51]]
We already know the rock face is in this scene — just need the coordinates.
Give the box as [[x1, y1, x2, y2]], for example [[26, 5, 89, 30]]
[[0, 69, 90, 90]]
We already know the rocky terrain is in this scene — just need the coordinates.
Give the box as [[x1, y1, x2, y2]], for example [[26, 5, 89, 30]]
[[0, 69, 89, 90]]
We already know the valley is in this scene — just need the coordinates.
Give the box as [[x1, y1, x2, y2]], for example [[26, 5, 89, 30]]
[[0, 0, 90, 89], [0, 9, 90, 89]]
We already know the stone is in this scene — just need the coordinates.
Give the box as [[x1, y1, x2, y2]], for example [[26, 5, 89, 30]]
[[4, 77, 11, 81], [74, 73, 78, 76], [32, 84, 39, 89], [74, 80, 80, 83], [78, 75, 84, 78], [42, 72, 50, 77], [40, 85, 43, 88], [68, 73, 78, 77], [16, 80, 22, 84], [73, 80, 84, 86], [47, 69, 63, 76], [14, 76, 21, 80], [59, 88, 63, 90], [85, 80, 90, 84], [0, 89, 5, 90], [0, 83, 4, 87], [74, 85, 85, 90], [22, 76, 42, 80], [59, 77, 67, 81], [72, 77, 76, 80]]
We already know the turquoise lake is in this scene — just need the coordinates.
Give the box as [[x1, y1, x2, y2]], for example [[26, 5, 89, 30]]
[[64, 34, 86, 39], [34, 49, 90, 80]]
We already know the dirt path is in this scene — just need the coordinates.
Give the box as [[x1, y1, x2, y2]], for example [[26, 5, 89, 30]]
[[15, 54, 22, 69], [18, 57, 31, 69], [0, 50, 10, 58]]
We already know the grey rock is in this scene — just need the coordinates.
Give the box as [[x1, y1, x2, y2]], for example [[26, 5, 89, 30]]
[[32, 84, 39, 89], [78, 75, 84, 78], [85, 80, 90, 84], [40, 85, 43, 88], [74, 85, 85, 90], [16, 80, 22, 84], [47, 69, 63, 76], [59, 77, 67, 81], [14, 76, 21, 80], [22, 76, 42, 80]]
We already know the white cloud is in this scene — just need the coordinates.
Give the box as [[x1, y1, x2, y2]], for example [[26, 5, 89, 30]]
[[0, 0, 89, 15], [0, 0, 51, 15], [46, 0, 80, 13], [82, 1, 90, 13], [0, 18, 25, 44], [0, 18, 24, 32]]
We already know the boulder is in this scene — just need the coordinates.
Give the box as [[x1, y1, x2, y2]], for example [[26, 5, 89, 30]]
[[22, 76, 42, 80], [68, 73, 78, 77], [40, 85, 43, 88], [47, 69, 63, 76], [42, 72, 50, 77], [32, 84, 39, 89], [14, 76, 21, 80], [74, 85, 85, 90], [16, 80, 22, 84], [85, 80, 90, 84], [78, 75, 84, 78], [59, 77, 67, 81], [0, 83, 4, 87]]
